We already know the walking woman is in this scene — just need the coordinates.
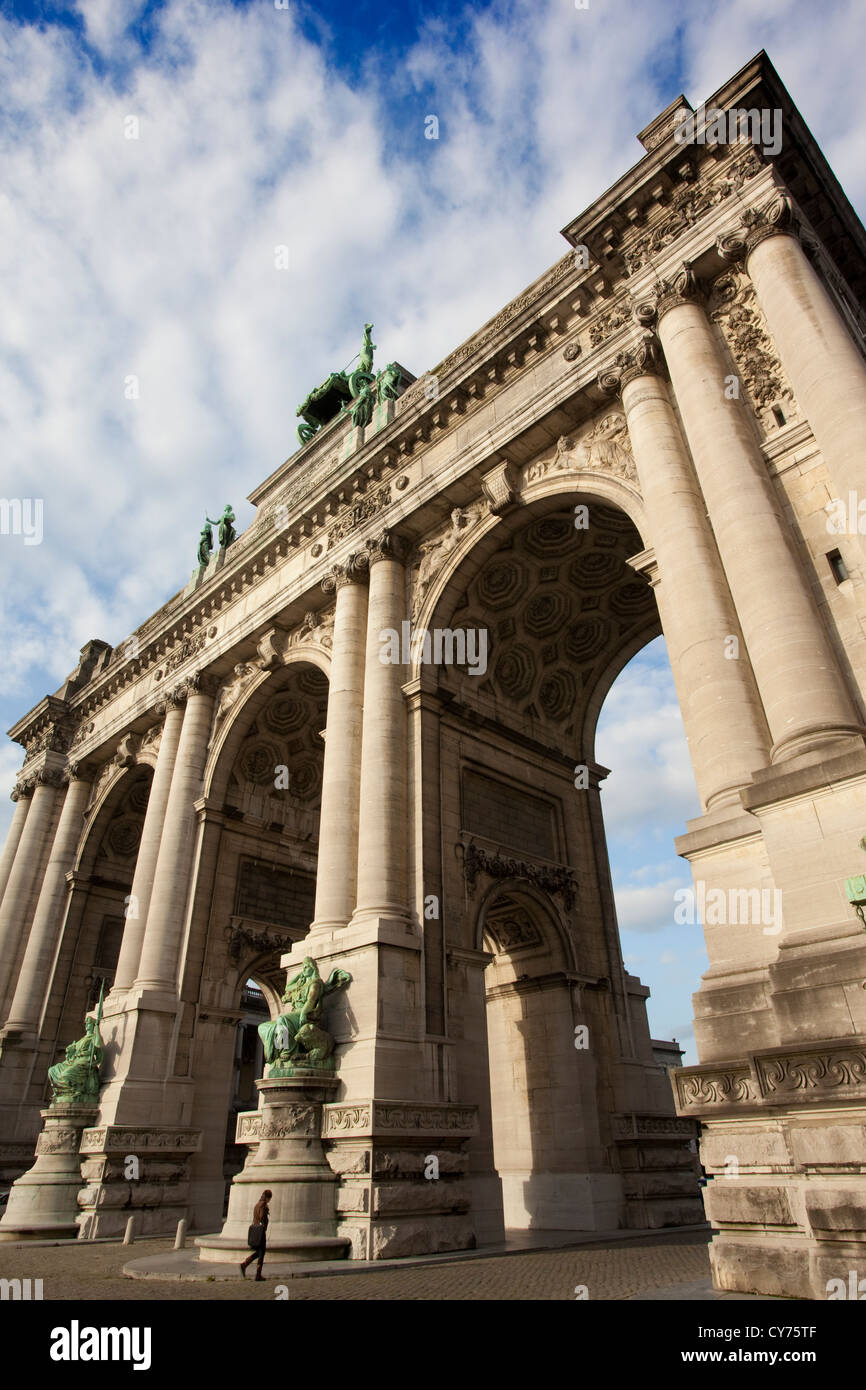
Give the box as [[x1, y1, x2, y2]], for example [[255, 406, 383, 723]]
[[240, 1189, 272, 1280]]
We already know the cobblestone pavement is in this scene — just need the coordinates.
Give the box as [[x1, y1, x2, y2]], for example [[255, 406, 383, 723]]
[[2, 1231, 714, 1301]]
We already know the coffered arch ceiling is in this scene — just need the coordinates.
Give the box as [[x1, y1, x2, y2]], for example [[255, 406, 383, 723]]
[[438, 505, 661, 756], [213, 663, 329, 841]]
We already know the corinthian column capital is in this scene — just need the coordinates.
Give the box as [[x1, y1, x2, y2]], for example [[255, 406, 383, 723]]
[[655, 262, 702, 320], [365, 529, 409, 567], [741, 193, 799, 255], [598, 334, 665, 396], [321, 551, 370, 593]]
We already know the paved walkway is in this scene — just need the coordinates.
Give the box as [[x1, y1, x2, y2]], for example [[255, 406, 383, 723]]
[[0, 1229, 773, 1300]]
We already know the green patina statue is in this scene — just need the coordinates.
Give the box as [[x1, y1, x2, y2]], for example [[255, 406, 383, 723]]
[[207, 504, 236, 549], [48, 986, 104, 1106], [376, 361, 403, 403], [358, 322, 376, 375], [295, 323, 383, 444], [197, 521, 214, 567], [258, 957, 352, 1076]]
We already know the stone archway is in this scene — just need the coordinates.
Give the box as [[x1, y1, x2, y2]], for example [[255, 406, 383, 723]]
[[421, 482, 703, 1239]]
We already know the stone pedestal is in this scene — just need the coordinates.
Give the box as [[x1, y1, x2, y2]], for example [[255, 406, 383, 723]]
[[75, 1124, 202, 1238], [0, 1104, 96, 1241], [196, 1074, 349, 1264]]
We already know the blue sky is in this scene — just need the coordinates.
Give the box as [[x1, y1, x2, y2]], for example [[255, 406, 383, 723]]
[[1, 0, 865, 1063]]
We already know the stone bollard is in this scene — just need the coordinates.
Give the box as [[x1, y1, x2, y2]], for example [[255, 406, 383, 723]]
[[174, 1219, 187, 1250], [123, 1216, 136, 1245]]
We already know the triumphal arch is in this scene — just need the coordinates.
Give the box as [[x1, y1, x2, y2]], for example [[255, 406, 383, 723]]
[[2, 52, 866, 1298]]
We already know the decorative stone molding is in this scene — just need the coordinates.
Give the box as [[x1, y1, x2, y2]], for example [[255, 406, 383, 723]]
[[114, 732, 141, 768], [153, 630, 206, 682], [588, 298, 632, 348], [708, 268, 795, 415], [79, 1126, 202, 1152], [562, 339, 582, 362], [757, 1045, 866, 1097], [674, 1065, 758, 1109], [674, 1039, 866, 1115], [322, 1100, 477, 1138], [236, 1112, 262, 1143], [35, 1127, 81, 1156], [481, 458, 518, 515], [613, 1114, 698, 1139], [256, 626, 289, 670], [260, 1106, 318, 1139], [462, 840, 578, 911]]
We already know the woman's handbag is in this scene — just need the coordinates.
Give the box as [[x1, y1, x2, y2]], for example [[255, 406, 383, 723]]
[[247, 1223, 265, 1249]]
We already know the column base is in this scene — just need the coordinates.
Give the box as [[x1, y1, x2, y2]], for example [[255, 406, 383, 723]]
[[75, 1124, 202, 1239], [197, 1074, 350, 1264], [0, 1104, 97, 1242], [323, 1096, 479, 1260], [672, 1037, 866, 1298]]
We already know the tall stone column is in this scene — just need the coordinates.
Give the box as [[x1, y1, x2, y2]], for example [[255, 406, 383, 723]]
[[112, 702, 185, 991], [133, 676, 216, 994], [0, 789, 32, 912], [351, 532, 411, 926], [654, 267, 863, 764], [2, 768, 93, 1036], [731, 197, 866, 547], [309, 556, 369, 934], [0, 774, 64, 1016], [614, 343, 771, 808]]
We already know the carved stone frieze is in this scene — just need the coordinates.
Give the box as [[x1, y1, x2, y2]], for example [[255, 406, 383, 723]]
[[588, 300, 632, 348], [411, 502, 486, 618], [287, 607, 336, 651], [463, 840, 578, 911], [260, 1106, 318, 1138], [674, 1040, 866, 1115], [214, 661, 263, 728], [621, 146, 764, 275], [322, 1100, 477, 1137], [154, 630, 206, 681], [674, 1066, 758, 1109], [326, 482, 392, 551], [227, 921, 300, 963], [236, 1112, 263, 1143], [757, 1046, 866, 1096], [523, 410, 638, 488], [35, 1127, 81, 1155], [79, 1126, 202, 1152], [23, 717, 77, 761]]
